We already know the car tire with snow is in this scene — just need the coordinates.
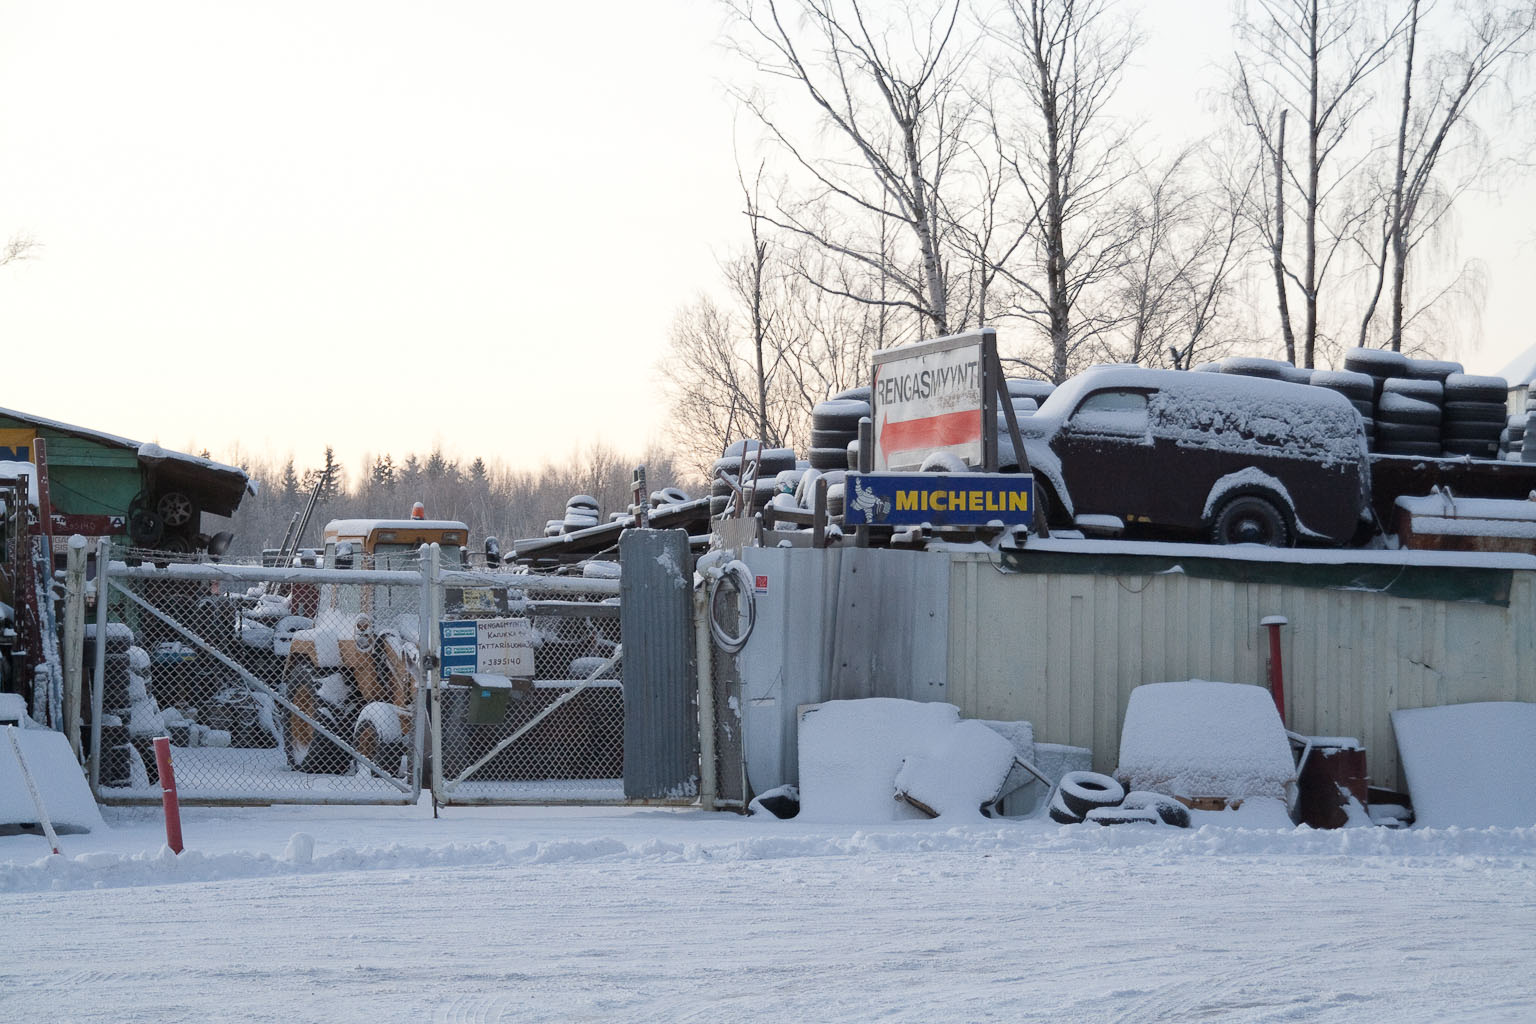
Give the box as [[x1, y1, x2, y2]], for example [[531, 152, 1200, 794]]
[[281, 662, 353, 775], [1057, 770, 1126, 818], [1085, 806, 1161, 826], [1209, 493, 1292, 547], [1048, 788, 1084, 824]]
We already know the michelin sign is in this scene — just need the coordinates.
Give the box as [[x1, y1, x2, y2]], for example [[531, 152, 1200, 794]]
[[843, 472, 1033, 528]]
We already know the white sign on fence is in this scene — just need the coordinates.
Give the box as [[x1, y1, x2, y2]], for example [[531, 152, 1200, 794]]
[[439, 617, 534, 679]]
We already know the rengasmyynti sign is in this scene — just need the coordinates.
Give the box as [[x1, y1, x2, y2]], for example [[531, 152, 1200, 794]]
[[871, 331, 987, 471]]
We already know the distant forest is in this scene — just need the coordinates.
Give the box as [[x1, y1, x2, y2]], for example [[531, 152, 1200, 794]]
[[216, 443, 696, 558]]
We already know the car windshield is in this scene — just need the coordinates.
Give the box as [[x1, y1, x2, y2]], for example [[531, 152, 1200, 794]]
[[370, 542, 462, 625]]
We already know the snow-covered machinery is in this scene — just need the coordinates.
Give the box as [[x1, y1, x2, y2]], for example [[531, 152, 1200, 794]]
[[278, 514, 472, 774]]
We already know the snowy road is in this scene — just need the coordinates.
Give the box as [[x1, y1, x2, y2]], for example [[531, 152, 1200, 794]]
[[3, 805, 1534, 1022]]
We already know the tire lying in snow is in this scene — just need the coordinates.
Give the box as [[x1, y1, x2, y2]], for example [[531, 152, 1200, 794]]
[[1120, 790, 1193, 828], [1048, 788, 1084, 824], [1057, 770, 1126, 818], [1085, 806, 1162, 826]]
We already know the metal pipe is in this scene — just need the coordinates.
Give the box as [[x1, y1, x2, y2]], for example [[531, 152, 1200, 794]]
[[694, 578, 717, 811], [1262, 615, 1289, 724], [89, 538, 111, 793]]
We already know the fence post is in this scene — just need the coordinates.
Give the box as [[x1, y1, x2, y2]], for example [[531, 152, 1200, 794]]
[[694, 578, 716, 811], [89, 539, 111, 792], [62, 535, 87, 761], [423, 543, 443, 803]]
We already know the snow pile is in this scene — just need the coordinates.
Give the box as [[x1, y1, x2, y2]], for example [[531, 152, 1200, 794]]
[[1116, 681, 1296, 802], [798, 699, 1014, 823], [1392, 701, 1536, 828]]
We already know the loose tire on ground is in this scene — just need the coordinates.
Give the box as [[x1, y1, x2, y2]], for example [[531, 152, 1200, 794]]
[[1057, 770, 1126, 818], [1048, 788, 1083, 824]]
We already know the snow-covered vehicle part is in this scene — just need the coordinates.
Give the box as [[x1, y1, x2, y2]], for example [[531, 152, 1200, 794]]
[[1056, 771, 1126, 818]]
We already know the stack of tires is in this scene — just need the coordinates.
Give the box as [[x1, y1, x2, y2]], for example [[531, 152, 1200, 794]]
[[809, 389, 872, 472], [1522, 392, 1536, 463], [1310, 369, 1377, 448], [1342, 347, 1410, 415], [1045, 771, 1191, 827], [563, 494, 601, 531], [1374, 377, 1444, 457], [709, 442, 797, 518], [1440, 373, 1509, 459]]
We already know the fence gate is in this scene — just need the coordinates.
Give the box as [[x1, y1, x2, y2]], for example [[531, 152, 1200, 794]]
[[90, 547, 428, 805], [428, 562, 625, 805]]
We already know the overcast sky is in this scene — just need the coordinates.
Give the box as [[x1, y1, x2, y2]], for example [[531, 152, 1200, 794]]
[[1, 1, 1531, 481]]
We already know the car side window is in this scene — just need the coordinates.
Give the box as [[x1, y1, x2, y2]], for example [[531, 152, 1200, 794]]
[[1068, 390, 1150, 437]]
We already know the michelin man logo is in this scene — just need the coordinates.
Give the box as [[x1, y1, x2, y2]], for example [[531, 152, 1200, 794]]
[[850, 478, 890, 523]]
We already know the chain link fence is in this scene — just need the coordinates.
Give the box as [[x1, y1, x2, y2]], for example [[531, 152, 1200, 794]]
[[87, 546, 626, 806]]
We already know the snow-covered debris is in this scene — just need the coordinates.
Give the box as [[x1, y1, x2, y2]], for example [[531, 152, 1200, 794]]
[[1115, 681, 1296, 804], [893, 720, 1015, 821], [1392, 701, 1536, 828], [1, 726, 104, 833]]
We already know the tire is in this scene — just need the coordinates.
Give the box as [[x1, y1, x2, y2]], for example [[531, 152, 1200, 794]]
[[1343, 347, 1410, 378], [1057, 770, 1126, 818], [1381, 377, 1444, 403], [1375, 421, 1439, 444], [1309, 369, 1375, 401], [281, 663, 353, 774], [1443, 375, 1508, 404], [811, 399, 871, 432], [1048, 789, 1083, 824], [830, 385, 872, 403], [1086, 806, 1161, 826], [1442, 400, 1509, 422], [1219, 357, 1294, 380], [1209, 493, 1292, 547], [808, 447, 851, 471], [1121, 791, 1193, 828], [1377, 441, 1443, 458], [1375, 397, 1439, 427], [1406, 358, 1462, 381], [810, 427, 856, 449], [128, 509, 164, 547]]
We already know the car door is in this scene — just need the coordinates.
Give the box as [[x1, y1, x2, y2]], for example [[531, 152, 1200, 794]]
[[1052, 388, 1156, 521]]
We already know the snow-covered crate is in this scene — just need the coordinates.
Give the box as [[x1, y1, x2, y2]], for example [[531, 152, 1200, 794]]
[[1395, 492, 1536, 554]]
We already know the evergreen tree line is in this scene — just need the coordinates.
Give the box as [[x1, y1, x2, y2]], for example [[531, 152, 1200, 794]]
[[217, 443, 696, 559]]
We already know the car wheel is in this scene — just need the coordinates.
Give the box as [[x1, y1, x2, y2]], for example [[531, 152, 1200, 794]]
[[281, 663, 352, 774], [156, 491, 197, 528], [1210, 494, 1292, 546]]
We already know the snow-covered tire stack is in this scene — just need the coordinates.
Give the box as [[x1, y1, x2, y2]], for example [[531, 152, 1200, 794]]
[[1343, 348, 1411, 450], [1524, 391, 1536, 463], [1441, 374, 1509, 459], [1502, 413, 1525, 460], [1375, 377, 1444, 458], [809, 398, 870, 471], [1309, 369, 1377, 450], [562, 495, 601, 533], [710, 444, 797, 518], [1046, 773, 1192, 828]]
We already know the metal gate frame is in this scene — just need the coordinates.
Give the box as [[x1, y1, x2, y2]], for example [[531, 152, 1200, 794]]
[[427, 557, 625, 806]]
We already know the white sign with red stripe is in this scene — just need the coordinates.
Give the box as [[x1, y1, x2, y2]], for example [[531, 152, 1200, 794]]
[[872, 334, 985, 471]]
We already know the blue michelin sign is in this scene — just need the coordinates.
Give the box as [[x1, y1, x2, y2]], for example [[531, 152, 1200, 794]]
[[842, 472, 1034, 528]]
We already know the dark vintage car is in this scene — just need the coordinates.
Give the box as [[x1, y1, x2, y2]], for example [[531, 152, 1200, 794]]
[[1009, 366, 1372, 546]]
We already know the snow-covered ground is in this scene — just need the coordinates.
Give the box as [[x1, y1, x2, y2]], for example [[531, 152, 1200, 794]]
[[3, 800, 1534, 1023]]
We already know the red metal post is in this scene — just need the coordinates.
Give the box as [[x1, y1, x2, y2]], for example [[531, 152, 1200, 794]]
[[1262, 616, 1288, 725], [152, 736, 184, 854]]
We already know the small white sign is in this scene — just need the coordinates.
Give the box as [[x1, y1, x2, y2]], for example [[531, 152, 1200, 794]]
[[476, 617, 535, 678]]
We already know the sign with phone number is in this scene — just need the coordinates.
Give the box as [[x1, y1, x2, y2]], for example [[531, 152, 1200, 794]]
[[439, 617, 534, 679]]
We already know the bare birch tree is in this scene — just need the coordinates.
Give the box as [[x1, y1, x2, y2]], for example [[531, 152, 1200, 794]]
[[988, 0, 1143, 383], [1233, 0, 1402, 367], [722, 0, 980, 338], [1357, 0, 1535, 351]]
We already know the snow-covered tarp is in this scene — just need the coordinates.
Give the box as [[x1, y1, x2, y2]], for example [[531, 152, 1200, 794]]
[[1116, 680, 1296, 802], [1, 726, 104, 833], [1392, 701, 1536, 828]]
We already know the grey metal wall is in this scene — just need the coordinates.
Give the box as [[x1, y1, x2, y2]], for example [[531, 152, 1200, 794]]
[[946, 551, 1536, 791], [735, 545, 950, 795], [620, 529, 698, 800]]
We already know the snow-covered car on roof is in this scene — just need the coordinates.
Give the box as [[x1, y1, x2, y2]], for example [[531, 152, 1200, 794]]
[[1009, 366, 1372, 546]]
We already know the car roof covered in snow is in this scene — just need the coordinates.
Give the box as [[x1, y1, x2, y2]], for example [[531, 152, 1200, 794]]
[[324, 519, 469, 540]]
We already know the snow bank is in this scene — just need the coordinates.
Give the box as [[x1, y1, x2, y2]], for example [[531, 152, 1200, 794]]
[[1116, 681, 1296, 802], [1392, 701, 1536, 828]]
